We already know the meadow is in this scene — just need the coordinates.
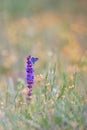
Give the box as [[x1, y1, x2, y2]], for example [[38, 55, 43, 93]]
[[0, 0, 87, 130]]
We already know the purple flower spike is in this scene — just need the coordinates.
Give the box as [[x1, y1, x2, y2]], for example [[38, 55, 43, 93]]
[[27, 85, 32, 89], [26, 55, 39, 102]]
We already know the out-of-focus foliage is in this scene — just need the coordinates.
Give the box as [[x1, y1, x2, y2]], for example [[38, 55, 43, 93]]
[[0, 0, 87, 130], [0, 0, 87, 16]]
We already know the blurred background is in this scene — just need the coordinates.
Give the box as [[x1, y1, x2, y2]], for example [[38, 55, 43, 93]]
[[0, 0, 87, 84]]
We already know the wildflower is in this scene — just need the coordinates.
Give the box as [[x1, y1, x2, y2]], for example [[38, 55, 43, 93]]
[[26, 55, 38, 102], [69, 85, 75, 89], [62, 95, 65, 99], [46, 83, 50, 88], [35, 74, 45, 83], [46, 83, 51, 91]]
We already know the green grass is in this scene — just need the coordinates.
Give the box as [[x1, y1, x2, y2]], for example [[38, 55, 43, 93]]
[[0, 64, 87, 130], [0, 0, 86, 17], [0, 0, 87, 129]]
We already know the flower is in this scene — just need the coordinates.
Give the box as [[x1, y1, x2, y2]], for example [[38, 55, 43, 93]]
[[26, 55, 38, 102]]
